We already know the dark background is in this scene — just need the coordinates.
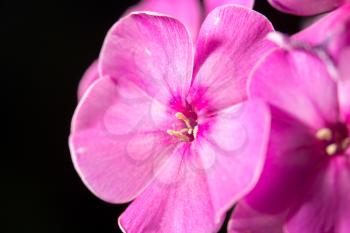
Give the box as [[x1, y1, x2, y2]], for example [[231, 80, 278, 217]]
[[5, 0, 301, 232]]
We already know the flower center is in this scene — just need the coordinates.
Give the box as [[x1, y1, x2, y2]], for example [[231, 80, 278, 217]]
[[167, 112, 198, 142], [315, 123, 349, 156]]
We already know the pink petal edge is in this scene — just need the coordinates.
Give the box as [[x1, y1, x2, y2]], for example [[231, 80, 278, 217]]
[[204, 0, 255, 14], [118, 145, 223, 233], [197, 99, 271, 223], [190, 5, 275, 111], [99, 11, 194, 105], [77, 60, 99, 100], [268, 0, 344, 16], [70, 77, 177, 203], [125, 0, 202, 41]]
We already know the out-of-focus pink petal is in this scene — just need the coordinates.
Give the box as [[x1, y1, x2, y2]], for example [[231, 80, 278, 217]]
[[292, 4, 350, 48], [249, 48, 339, 130], [69, 77, 177, 203], [119, 145, 223, 233], [99, 12, 194, 105], [190, 5, 274, 111], [286, 156, 350, 233], [228, 201, 285, 233], [338, 48, 350, 123], [125, 0, 202, 40], [193, 100, 270, 222], [77, 60, 99, 100], [204, 0, 255, 14], [268, 0, 345, 16], [242, 105, 322, 214]]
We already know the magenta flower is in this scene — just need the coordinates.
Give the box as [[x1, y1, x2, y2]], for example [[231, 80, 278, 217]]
[[268, 0, 349, 16], [69, 5, 274, 233], [292, 4, 350, 62], [77, 0, 255, 100], [228, 13, 350, 233]]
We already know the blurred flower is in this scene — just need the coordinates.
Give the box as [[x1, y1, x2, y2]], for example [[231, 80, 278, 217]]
[[268, 0, 349, 16], [69, 5, 274, 233], [228, 10, 350, 232], [77, 0, 255, 100], [293, 4, 350, 63]]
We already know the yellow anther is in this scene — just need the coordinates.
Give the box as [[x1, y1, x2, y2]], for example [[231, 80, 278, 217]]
[[168, 112, 198, 142], [175, 112, 192, 129], [326, 143, 338, 156], [342, 138, 350, 150], [316, 128, 332, 141], [193, 125, 198, 139], [166, 129, 190, 142]]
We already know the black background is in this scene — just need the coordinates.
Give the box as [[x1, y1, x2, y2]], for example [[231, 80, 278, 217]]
[[5, 0, 301, 232]]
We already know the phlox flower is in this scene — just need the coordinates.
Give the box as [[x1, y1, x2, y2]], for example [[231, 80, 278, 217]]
[[69, 5, 274, 233], [268, 0, 350, 16], [229, 5, 350, 233], [77, 0, 255, 99]]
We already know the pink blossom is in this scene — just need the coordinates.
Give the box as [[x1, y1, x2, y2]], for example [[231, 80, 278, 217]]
[[77, 0, 255, 100], [292, 4, 350, 63], [268, 0, 349, 16], [69, 5, 274, 233], [229, 7, 350, 233]]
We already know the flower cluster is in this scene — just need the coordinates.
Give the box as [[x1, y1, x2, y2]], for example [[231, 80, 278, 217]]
[[69, 0, 350, 232]]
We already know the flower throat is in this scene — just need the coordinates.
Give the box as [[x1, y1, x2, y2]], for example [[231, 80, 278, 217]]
[[167, 112, 198, 142], [316, 123, 349, 156]]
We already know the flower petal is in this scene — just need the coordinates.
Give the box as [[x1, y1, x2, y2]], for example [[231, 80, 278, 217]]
[[204, 0, 255, 14], [292, 4, 350, 54], [118, 145, 223, 233], [338, 47, 350, 122], [268, 0, 344, 16], [77, 60, 99, 100], [192, 99, 270, 222], [242, 106, 322, 214], [69, 77, 177, 203], [249, 48, 339, 130], [286, 156, 350, 233], [99, 12, 194, 105], [228, 201, 285, 233], [125, 0, 202, 40], [190, 5, 274, 111]]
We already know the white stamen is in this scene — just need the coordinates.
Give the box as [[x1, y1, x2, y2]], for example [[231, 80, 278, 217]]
[[316, 128, 332, 141]]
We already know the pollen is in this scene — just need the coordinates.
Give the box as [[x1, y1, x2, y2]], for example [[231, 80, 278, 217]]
[[316, 128, 332, 141], [167, 112, 198, 142], [326, 143, 338, 156], [316, 126, 349, 156]]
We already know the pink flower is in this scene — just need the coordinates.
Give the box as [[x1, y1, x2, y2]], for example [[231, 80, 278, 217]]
[[292, 4, 350, 63], [77, 0, 255, 100], [69, 5, 274, 233], [228, 8, 350, 233], [268, 0, 349, 16]]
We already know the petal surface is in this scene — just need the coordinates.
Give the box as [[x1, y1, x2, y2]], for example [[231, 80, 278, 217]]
[[338, 47, 350, 121], [70, 77, 177, 203], [286, 156, 350, 233], [119, 145, 223, 233], [228, 201, 285, 233], [292, 4, 350, 52], [249, 48, 339, 130], [77, 60, 99, 100], [190, 5, 274, 111], [268, 0, 345, 16], [99, 12, 194, 105], [194, 99, 270, 222], [243, 105, 323, 214], [204, 0, 255, 14], [125, 0, 202, 40]]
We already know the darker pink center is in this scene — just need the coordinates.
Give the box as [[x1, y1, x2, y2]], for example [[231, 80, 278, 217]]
[[167, 101, 198, 142], [316, 122, 349, 156]]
